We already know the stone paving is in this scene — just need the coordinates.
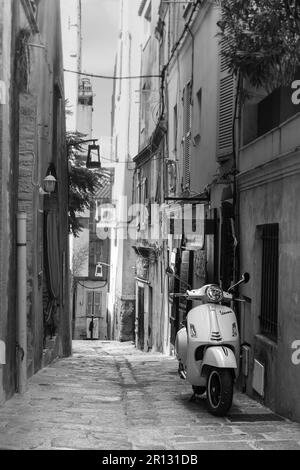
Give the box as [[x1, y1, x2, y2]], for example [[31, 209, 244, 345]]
[[0, 340, 300, 450]]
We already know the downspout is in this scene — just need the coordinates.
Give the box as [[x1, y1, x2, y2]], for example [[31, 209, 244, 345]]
[[186, 24, 194, 98], [16, 211, 27, 394], [232, 72, 242, 284]]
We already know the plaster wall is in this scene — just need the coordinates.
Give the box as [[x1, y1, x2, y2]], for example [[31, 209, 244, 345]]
[[108, 0, 142, 341], [167, 3, 219, 195], [239, 150, 300, 422]]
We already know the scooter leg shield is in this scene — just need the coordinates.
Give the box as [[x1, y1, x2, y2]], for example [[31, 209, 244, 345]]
[[202, 347, 237, 375]]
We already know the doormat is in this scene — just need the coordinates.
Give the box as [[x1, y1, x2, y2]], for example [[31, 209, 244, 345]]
[[226, 413, 285, 423]]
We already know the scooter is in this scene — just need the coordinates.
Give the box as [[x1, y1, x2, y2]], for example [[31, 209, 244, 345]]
[[168, 270, 250, 416]]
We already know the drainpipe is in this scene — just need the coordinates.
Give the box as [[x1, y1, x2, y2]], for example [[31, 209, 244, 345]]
[[16, 211, 27, 394]]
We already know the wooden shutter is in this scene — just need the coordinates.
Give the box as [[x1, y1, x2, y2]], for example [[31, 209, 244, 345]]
[[94, 292, 102, 317], [178, 250, 194, 324], [86, 291, 93, 316], [217, 38, 235, 158], [182, 82, 192, 189]]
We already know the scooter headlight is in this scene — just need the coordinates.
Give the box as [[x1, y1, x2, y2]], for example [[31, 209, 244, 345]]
[[205, 285, 223, 302]]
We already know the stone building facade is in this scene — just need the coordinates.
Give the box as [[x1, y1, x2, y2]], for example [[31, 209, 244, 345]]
[[114, 0, 300, 422], [0, 0, 71, 403]]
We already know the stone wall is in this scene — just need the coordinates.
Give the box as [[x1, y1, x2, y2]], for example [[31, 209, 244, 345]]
[[18, 93, 37, 376]]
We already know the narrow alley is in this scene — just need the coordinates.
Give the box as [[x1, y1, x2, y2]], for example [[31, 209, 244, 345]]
[[0, 341, 300, 451]]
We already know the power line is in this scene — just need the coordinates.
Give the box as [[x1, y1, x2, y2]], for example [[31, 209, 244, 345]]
[[64, 69, 162, 80]]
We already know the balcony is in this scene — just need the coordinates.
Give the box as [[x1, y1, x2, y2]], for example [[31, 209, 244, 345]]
[[239, 111, 300, 176]]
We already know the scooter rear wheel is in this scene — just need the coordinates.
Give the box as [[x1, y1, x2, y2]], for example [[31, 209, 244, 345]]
[[206, 368, 233, 416]]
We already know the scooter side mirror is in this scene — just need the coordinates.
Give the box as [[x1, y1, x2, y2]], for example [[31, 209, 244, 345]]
[[166, 266, 175, 276], [228, 272, 250, 293]]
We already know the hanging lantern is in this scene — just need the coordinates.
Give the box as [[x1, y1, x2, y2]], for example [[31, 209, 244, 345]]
[[43, 173, 57, 194], [86, 140, 101, 169], [95, 263, 103, 278]]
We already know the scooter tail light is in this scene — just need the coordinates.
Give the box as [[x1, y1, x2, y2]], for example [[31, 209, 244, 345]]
[[190, 323, 197, 338]]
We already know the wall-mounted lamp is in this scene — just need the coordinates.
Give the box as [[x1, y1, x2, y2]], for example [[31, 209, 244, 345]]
[[43, 173, 57, 194]]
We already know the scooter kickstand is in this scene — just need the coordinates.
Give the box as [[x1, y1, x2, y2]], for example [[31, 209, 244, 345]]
[[189, 393, 197, 402]]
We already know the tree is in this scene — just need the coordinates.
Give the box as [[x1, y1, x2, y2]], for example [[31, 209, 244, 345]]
[[72, 242, 89, 281], [67, 131, 104, 237], [217, 0, 300, 92]]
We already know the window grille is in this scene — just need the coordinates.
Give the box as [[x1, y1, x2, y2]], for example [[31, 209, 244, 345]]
[[260, 224, 279, 341]]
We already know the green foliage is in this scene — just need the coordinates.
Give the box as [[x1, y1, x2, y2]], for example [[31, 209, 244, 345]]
[[217, 0, 300, 92], [67, 131, 103, 237]]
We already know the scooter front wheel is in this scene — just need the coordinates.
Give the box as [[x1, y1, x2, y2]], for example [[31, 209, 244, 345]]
[[206, 368, 233, 416]]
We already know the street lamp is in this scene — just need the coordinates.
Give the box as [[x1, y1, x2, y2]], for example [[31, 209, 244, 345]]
[[86, 140, 101, 169], [95, 261, 112, 278], [68, 138, 101, 169], [43, 173, 57, 194]]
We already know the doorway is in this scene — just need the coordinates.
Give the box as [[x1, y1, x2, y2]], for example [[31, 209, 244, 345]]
[[86, 290, 107, 340], [137, 286, 145, 350]]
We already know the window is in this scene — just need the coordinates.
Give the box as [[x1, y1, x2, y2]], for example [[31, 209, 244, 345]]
[[140, 177, 148, 231], [143, 2, 152, 46], [86, 291, 102, 317], [182, 82, 192, 190], [140, 83, 150, 135], [259, 224, 279, 341], [194, 88, 202, 145], [173, 104, 178, 156]]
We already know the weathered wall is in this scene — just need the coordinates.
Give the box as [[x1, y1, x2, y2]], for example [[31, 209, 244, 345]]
[[0, 0, 19, 401], [167, 3, 219, 196], [0, 0, 71, 402], [18, 93, 38, 377], [239, 149, 300, 422]]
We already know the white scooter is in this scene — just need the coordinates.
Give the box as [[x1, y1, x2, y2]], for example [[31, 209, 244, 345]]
[[168, 270, 250, 416]]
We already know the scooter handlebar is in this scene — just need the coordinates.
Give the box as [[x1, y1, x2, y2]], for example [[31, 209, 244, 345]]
[[169, 293, 188, 298]]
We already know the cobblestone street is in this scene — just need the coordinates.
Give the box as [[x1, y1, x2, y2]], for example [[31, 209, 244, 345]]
[[0, 341, 300, 450]]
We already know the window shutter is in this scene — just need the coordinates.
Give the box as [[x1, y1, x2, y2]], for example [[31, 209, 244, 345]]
[[217, 38, 235, 158], [94, 292, 102, 317], [178, 250, 194, 322], [141, 177, 146, 230], [183, 82, 192, 189], [86, 292, 93, 316]]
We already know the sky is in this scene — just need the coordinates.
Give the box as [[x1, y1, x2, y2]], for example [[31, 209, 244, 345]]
[[81, 0, 120, 139]]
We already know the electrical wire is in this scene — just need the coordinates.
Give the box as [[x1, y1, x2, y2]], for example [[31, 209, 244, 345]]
[[64, 69, 162, 80]]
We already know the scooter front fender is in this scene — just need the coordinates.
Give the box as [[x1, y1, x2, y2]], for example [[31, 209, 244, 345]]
[[202, 346, 237, 376]]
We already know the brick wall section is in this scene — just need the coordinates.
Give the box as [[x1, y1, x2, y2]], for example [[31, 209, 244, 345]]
[[18, 93, 37, 374]]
